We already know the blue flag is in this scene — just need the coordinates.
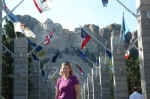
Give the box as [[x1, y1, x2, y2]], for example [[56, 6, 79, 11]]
[[27, 38, 37, 47], [27, 38, 42, 52], [32, 53, 39, 61], [105, 49, 112, 59], [102, 0, 108, 7], [79, 50, 87, 59], [121, 13, 127, 40], [35, 46, 43, 52], [52, 51, 60, 63], [41, 69, 45, 76]]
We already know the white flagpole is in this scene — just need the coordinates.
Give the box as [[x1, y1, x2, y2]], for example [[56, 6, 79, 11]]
[[116, 0, 138, 18], [2, 0, 24, 39], [2, 0, 24, 21]]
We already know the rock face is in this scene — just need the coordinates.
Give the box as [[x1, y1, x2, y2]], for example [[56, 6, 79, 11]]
[[17, 15, 104, 70]]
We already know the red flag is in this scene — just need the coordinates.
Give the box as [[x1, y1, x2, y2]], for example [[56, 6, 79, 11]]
[[80, 35, 91, 49], [33, 0, 51, 13], [80, 28, 91, 49], [43, 32, 54, 45], [75, 64, 85, 75], [49, 32, 54, 38], [44, 35, 50, 45], [125, 50, 130, 59]]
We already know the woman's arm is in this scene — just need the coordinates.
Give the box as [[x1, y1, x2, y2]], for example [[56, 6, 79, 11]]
[[75, 84, 80, 99], [55, 88, 59, 99]]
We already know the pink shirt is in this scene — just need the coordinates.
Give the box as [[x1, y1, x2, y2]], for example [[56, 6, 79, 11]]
[[56, 75, 79, 99]]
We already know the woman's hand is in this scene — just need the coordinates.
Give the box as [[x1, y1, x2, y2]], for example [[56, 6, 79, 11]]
[[55, 88, 59, 99], [75, 84, 80, 99]]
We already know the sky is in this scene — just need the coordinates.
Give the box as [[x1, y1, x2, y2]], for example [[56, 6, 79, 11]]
[[4, 0, 137, 32]]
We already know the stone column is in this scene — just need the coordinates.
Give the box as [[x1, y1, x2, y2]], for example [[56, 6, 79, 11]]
[[91, 68, 95, 99], [29, 61, 40, 99], [86, 77, 90, 99], [93, 66, 100, 99], [83, 83, 86, 99], [14, 38, 28, 99], [88, 74, 93, 99], [137, 0, 150, 98], [111, 31, 128, 99], [99, 56, 111, 99], [0, 0, 2, 98]]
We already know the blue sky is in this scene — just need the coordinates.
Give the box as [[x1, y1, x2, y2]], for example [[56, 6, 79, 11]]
[[5, 0, 137, 31]]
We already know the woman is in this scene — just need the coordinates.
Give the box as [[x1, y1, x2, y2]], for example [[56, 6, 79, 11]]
[[55, 61, 80, 99]]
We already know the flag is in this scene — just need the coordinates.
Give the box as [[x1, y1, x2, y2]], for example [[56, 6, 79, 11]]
[[121, 13, 126, 40], [96, 59, 99, 65], [41, 69, 45, 76], [27, 38, 42, 52], [44, 35, 50, 45], [3, 0, 36, 38], [43, 32, 54, 45], [40, 0, 47, 3], [80, 28, 91, 49], [75, 64, 85, 75], [125, 50, 130, 59], [49, 32, 54, 38], [102, 0, 108, 7], [35, 45, 43, 52], [2, 0, 19, 22], [52, 51, 60, 63], [27, 38, 37, 47], [33, 0, 51, 13], [14, 22, 36, 38], [78, 49, 87, 59], [105, 49, 112, 59], [32, 53, 39, 61]]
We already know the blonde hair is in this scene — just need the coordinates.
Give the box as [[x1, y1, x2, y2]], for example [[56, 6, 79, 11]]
[[59, 61, 74, 76]]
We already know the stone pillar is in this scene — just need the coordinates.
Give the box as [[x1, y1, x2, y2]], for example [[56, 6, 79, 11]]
[[88, 74, 93, 99], [80, 85, 84, 99], [137, 0, 150, 98], [83, 83, 86, 99], [86, 77, 90, 99], [29, 61, 40, 99], [83, 80, 88, 99], [111, 31, 128, 99], [91, 68, 95, 99], [0, 0, 2, 97], [14, 38, 28, 99], [40, 72, 48, 99], [92, 66, 100, 99], [99, 56, 111, 99]]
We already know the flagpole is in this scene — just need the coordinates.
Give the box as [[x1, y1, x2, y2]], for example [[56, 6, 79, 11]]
[[2, 0, 24, 21], [38, 61, 40, 99], [2, 0, 24, 39], [116, 0, 138, 18], [50, 68, 59, 80]]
